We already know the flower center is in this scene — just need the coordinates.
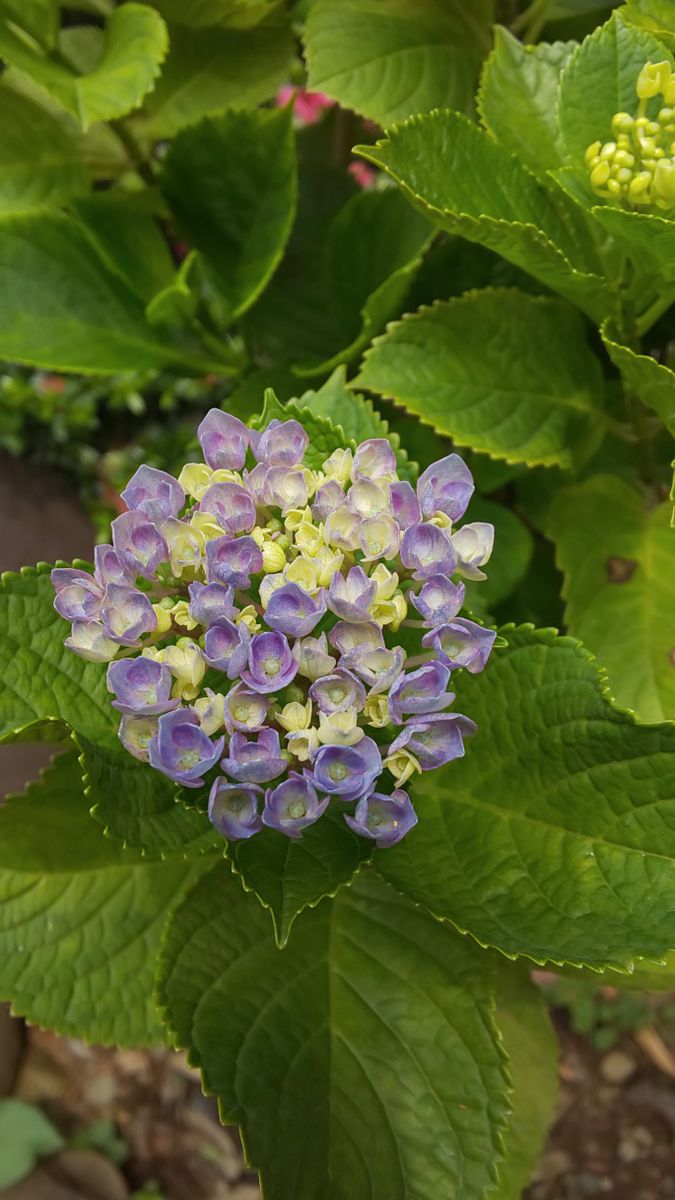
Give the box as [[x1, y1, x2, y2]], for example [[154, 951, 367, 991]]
[[263, 657, 280, 677], [288, 801, 306, 819], [178, 750, 200, 769], [233, 704, 250, 721], [329, 763, 349, 782], [329, 685, 345, 703]]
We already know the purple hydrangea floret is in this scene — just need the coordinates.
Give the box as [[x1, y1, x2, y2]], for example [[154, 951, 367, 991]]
[[208, 779, 263, 839], [112, 510, 168, 579], [107, 657, 179, 716], [100, 585, 157, 644], [148, 708, 224, 787], [121, 465, 184, 524], [198, 409, 250, 470], [305, 736, 382, 804], [242, 631, 298, 693], [52, 568, 102, 621], [264, 582, 327, 638], [389, 713, 477, 770], [388, 661, 454, 724], [205, 535, 263, 589], [263, 773, 328, 838], [327, 565, 377, 622], [345, 789, 418, 848], [221, 727, 287, 784], [309, 669, 366, 714], [423, 618, 497, 674], [188, 581, 237, 626], [203, 619, 250, 678], [416, 453, 474, 521]]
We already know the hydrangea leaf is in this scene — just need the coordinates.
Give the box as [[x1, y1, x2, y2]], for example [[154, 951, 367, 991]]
[[601, 321, 675, 433], [464, 497, 534, 615], [354, 289, 606, 469], [487, 961, 558, 1200], [591, 208, 675, 287], [159, 862, 510, 1200], [0, 80, 90, 212], [70, 194, 175, 306], [354, 111, 613, 322], [478, 29, 576, 173], [0, 1100, 64, 1191], [137, 11, 294, 138], [0, 0, 59, 48], [558, 12, 673, 168], [297, 366, 418, 482], [227, 813, 372, 947], [0, 563, 116, 747], [304, 0, 494, 126], [150, 0, 277, 28], [0, 210, 217, 373], [623, 0, 675, 42], [82, 738, 221, 860], [0, 4, 168, 129], [248, 186, 434, 375], [162, 107, 297, 323], [376, 625, 675, 971], [0, 750, 216, 1046], [547, 475, 675, 721]]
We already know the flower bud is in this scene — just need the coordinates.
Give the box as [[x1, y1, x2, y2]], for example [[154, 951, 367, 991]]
[[277, 700, 313, 733], [637, 61, 671, 100]]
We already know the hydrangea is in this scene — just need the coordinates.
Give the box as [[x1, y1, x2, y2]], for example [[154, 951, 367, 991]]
[[53, 409, 496, 848]]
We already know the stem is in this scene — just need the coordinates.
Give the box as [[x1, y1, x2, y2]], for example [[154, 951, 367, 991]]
[[110, 119, 156, 187], [511, 0, 552, 41], [404, 652, 435, 669], [635, 289, 675, 336]]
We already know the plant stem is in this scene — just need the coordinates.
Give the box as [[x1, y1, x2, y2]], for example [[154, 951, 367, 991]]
[[110, 120, 156, 187], [511, 0, 553, 42]]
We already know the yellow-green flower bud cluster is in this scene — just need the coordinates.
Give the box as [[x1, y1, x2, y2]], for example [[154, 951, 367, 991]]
[[585, 61, 675, 210]]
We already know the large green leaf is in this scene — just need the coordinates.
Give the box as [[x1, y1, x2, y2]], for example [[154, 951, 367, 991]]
[[0, 210, 215, 372], [377, 625, 675, 971], [71, 193, 175, 304], [0, 4, 168, 129], [0, 564, 114, 747], [624, 0, 675, 42], [159, 863, 510, 1200], [149, 0, 277, 27], [162, 107, 297, 322], [249, 185, 433, 374], [0, 0, 59, 48], [0, 79, 90, 212], [138, 11, 294, 138], [558, 12, 673, 168], [602, 321, 675, 434], [488, 962, 559, 1200], [355, 111, 612, 320], [354, 289, 606, 469], [478, 29, 575, 173], [304, 0, 493, 126], [227, 812, 372, 947], [0, 751, 214, 1045], [83, 738, 220, 860], [547, 474, 675, 721]]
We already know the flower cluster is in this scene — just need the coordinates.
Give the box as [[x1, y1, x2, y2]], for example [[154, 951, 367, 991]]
[[53, 410, 495, 848], [586, 60, 675, 209]]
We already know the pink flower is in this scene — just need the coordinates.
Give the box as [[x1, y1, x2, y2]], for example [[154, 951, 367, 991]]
[[348, 161, 376, 189], [277, 85, 334, 125]]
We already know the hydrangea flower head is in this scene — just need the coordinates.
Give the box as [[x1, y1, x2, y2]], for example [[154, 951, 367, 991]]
[[54, 408, 496, 848]]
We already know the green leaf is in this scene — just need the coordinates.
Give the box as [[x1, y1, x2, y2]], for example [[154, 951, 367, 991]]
[[558, 12, 673, 168], [0, 1099, 64, 1190], [298, 366, 418, 481], [590, 207, 675, 287], [159, 863, 510, 1200], [0, 751, 214, 1045], [0, 564, 115, 747], [0, 4, 168, 129], [601, 320, 675, 433], [304, 0, 493, 126], [354, 289, 606, 469], [72, 193, 175, 304], [0, 210, 214, 373], [355, 111, 612, 321], [478, 29, 576, 173], [547, 474, 675, 721], [0, 0, 59, 49], [137, 11, 294, 138], [488, 962, 559, 1200], [83, 738, 221, 860], [146, 248, 201, 328], [162, 107, 297, 323], [623, 0, 675, 42], [464, 497, 534, 614], [376, 625, 675, 971], [249, 186, 433, 375], [227, 812, 372, 947], [0, 78, 90, 212], [150, 0, 277, 26]]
